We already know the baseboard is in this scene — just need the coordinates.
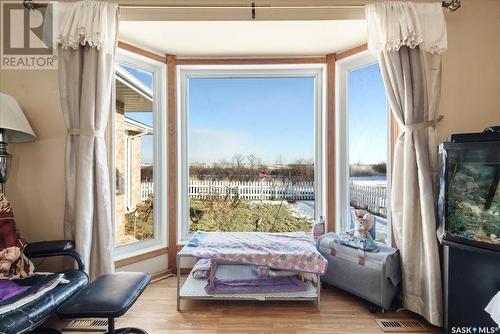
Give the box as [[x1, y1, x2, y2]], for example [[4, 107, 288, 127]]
[[151, 269, 173, 283]]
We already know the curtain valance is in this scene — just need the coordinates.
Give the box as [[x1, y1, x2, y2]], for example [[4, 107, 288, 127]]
[[57, 0, 118, 54], [365, 1, 447, 54]]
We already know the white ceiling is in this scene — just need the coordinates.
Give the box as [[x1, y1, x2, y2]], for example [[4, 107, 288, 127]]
[[118, 20, 367, 57]]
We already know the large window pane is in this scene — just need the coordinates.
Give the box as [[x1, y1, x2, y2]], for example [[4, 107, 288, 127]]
[[187, 77, 316, 234], [115, 63, 155, 247], [347, 63, 389, 244]]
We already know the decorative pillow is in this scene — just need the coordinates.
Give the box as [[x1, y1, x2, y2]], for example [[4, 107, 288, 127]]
[[0, 193, 33, 279]]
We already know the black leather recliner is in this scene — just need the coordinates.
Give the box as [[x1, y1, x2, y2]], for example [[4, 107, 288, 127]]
[[0, 240, 89, 334]]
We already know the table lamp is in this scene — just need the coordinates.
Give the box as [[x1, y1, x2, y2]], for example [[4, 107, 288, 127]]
[[0, 93, 37, 192]]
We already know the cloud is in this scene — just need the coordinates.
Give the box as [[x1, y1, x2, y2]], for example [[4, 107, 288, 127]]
[[189, 127, 253, 163]]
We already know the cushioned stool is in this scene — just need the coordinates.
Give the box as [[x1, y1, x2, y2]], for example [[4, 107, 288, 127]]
[[58, 272, 151, 334]]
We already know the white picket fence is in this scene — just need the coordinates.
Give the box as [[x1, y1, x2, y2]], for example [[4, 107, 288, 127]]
[[140, 179, 388, 216], [188, 180, 314, 200], [349, 180, 388, 217], [140, 182, 154, 201]]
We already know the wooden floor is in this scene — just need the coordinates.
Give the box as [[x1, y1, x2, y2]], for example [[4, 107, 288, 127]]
[[49, 276, 439, 334]]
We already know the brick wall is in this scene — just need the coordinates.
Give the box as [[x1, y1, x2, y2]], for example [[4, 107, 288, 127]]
[[114, 101, 148, 246], [130, 138, 142, 207]]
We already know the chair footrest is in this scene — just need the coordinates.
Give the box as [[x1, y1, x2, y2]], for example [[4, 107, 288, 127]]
[[58, 272, 151, 319]]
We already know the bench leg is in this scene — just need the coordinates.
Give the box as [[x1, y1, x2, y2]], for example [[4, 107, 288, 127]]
[[105, 317, 148, 334], [107, 317, 116, 333], [208, 260, 216, 287]]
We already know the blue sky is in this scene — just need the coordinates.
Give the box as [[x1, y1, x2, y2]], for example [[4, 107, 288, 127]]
[[122, 65, 155, 164], [348, 63, 387, 164], [121, 64, 387, 166], [188, 77, 315, 164]]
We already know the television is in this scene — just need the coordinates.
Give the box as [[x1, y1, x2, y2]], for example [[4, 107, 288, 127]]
[[437, 128, 500, 252]]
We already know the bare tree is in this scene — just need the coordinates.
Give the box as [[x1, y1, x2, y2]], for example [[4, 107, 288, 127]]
[[232, 154, 245, 168], [246, 154, 259, 168], [275, 155, 285, 166], [288, 159, 315, 183], [273, 155, 286, 182], [189, 155, 315, 182]]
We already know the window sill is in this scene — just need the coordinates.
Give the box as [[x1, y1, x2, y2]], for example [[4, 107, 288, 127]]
[[115, 245, 168, 268]]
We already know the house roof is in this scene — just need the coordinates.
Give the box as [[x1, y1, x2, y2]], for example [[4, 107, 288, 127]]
[[116, 64, 153, 113], [124, 116, 153, 135]]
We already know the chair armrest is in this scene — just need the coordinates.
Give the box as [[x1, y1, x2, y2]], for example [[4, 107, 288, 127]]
[[24, 240, 85, 272], [24, 240, 75, 255]]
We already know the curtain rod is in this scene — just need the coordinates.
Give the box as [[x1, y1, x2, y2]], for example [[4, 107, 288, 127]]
[[23, 0, 461, 13], [118, 1, 461, 12]]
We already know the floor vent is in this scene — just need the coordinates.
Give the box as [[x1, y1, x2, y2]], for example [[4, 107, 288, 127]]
[[376, 319, 429, 332], [62, 318, 109, 332]]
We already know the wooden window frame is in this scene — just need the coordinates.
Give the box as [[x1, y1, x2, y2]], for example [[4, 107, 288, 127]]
[[169, 57, 335, 272], [167, 54, 178, 273]]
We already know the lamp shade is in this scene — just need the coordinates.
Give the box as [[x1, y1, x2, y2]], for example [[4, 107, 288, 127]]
[[0, 92, 36, 143]]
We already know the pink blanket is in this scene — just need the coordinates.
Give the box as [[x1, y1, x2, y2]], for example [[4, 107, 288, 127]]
[[191, 232, 327, 275]]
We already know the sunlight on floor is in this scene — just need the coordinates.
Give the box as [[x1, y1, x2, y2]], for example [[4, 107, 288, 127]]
[[47, 277, 438, 334]]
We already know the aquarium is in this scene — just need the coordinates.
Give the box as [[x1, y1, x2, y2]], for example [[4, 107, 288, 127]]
[[438, 140, 500, 252]]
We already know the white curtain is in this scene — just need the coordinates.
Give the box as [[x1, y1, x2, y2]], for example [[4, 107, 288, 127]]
[[57, 0, 119, 280], [366, 2, 447, 327]]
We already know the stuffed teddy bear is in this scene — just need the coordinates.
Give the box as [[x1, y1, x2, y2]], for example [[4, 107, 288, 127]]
[[351, 209, 375, 240]]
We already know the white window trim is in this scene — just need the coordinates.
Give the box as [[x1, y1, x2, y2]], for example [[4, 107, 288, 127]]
[[125, 136, 131, 210], [177, 64, 327, 244], [112, 49, 168, 260], [335, 51, 392, 246]]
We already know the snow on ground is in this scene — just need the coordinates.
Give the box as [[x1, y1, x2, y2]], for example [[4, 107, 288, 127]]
[[250, 199, 315, 222], [289, 200, 315, 221], [249, 199, 389, 243]]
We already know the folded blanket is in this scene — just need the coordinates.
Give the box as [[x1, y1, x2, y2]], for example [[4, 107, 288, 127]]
[[0, 274, 68, 315], [205, 275, 308, 295], [194, 260, 301, 280], [0, 280, 30, 301], [0, 193, 34, 279], [187, 231, 207, 247], [192, 258, 212, 279], [254, 266, 296, 278]]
